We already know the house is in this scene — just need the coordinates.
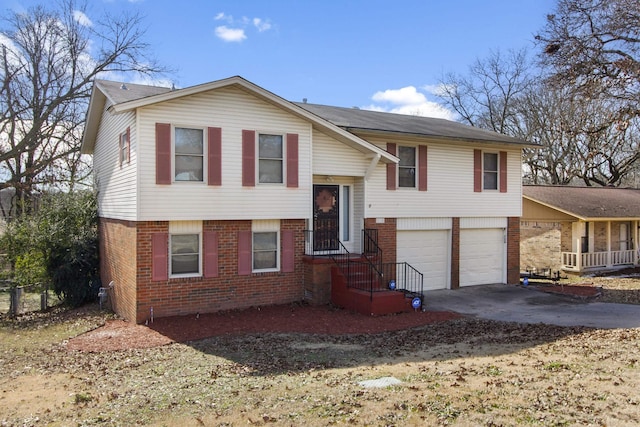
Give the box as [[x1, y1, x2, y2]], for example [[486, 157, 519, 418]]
[[81, 76, 531, 323], [522, 185, 640, 274]]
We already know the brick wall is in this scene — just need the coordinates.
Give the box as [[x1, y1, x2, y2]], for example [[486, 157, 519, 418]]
[[133, 219, 306, 323], [99, 218, 138, 322], [450, 218, 460, 289], [363, 218, 397, 264], [507, 217, 520, 284]]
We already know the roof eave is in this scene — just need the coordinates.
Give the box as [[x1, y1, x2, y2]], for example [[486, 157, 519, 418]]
[[80, 85, 107, 154], [346, 127, 538, 148]]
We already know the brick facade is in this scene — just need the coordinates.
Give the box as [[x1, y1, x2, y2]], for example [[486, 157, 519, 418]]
[[99, 218, 138, 322], [506, 217, 520, 285], [450, 217, 460, 289], [101, 217, 306, 323], [363, 218, 397, 264]]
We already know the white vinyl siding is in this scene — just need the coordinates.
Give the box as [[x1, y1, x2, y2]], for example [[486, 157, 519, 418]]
[[136, 87, 311, 221], [92, 105, 137, 220], [363, 138, 522, 219], [312, 131, 370, 177]]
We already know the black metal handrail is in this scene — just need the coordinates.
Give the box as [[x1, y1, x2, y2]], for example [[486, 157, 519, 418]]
[[362, 228, 383, 274], [303, 230, 424, 308]]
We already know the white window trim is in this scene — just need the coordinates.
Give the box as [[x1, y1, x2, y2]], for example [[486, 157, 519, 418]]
[[482, 151, 499, 191], [252, 219, 281, 272], [172, 125, 207, 184], [340, 185, 352, 242], [169, 221, 203, 278], [256, 132, 286, 186], [398, 145, 417, 189], [119, 130, 129, 167]]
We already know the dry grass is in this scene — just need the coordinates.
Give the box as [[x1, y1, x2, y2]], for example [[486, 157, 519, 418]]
[[1, 275, 640, 426]]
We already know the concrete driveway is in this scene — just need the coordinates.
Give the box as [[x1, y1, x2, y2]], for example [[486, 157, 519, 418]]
[[424, 284, 640, 329]]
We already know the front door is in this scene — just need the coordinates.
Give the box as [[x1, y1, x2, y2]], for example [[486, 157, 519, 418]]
[[313, 185, 339, 251]]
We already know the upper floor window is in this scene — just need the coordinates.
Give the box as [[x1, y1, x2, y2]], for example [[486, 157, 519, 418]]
[[483, 152, 498, 190], [119, 128, 130, 167], [175, 127, 204, 182], [258, 133, 283, 184], [398, 146, 416, 188]]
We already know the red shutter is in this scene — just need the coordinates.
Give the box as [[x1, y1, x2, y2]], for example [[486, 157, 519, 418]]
[[156, 123, 172, 185], [286, 133, 299, 188], [203, 231, 219, 278], [126, 127, 131, 163], [281, 229, 295, 273], [242, 130, 255, 187], [386, 143, 397, 191], [237, 230, 252, 275], [473, 149, 482, 192], [418, 145, 428, 191], [208, 127, 222, 186], [499, 151, 507, 193], [151, 233, 168, 281]]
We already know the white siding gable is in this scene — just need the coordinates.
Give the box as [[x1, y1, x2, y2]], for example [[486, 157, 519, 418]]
[[136, 86, 312, 221], [92, 102, 137, 220]]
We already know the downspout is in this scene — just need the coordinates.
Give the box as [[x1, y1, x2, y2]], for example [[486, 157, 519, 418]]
[[364, 153, 381, 182]]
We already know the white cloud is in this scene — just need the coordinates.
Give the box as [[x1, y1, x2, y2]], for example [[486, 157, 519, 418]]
[[215, 26, 246, 42], [73, 10, 92, 27], [365, 85, 456, 120], [213, 12, 273, 41], [253, 18, 271, 32]]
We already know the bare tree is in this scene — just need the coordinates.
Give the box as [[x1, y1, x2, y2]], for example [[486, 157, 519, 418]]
[[437, 48, 533, 135], [519, 83, 640, 186], [0, 0, 166, 218], [535, 0, 640, 111]]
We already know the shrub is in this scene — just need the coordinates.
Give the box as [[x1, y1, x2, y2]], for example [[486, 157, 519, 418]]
[[0, 190, 99, 307]]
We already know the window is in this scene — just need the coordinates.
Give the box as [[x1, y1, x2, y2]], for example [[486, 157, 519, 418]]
[[170, 234, 200, 276], [253, 232, 278, 270], [175, 127, 204, 181], [483, 152, 498, 190], [119, 129, 129, 166], [258, 133, 283, 183], [398, 146, 416, 188]]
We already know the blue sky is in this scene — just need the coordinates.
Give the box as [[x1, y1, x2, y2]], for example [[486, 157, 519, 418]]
[[1, 0, 557, 119]]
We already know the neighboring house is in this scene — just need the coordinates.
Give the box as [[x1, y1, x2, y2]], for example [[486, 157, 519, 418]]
[[81, 76, 531, 323], [522, 185, 640, 274]]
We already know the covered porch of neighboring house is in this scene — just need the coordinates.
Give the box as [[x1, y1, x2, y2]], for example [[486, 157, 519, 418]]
[[561, 220, 639, 272], [522, 185, 640, 276]]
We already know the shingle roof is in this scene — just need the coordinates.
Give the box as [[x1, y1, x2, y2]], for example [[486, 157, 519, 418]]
[[295, 102, 531, 146], [93, 78, 532, 147], [95, 80, 172, 105], [523, 185, 640, 219]]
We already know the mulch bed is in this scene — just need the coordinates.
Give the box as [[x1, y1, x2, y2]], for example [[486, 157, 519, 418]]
[[66, 304, 462, 352]]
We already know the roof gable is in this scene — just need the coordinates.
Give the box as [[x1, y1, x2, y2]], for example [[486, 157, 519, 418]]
[[81, 75, 535, 156]]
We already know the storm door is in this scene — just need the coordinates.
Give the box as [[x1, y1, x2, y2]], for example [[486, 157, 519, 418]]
[[313, 185, 339, 251]]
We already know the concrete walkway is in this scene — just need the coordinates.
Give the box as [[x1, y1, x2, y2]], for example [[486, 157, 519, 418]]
[[424, 284, 640, 329]]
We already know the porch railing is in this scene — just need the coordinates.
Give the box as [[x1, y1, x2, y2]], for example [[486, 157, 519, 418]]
[[362, 228, 383, 273], [561, 249, 636, 271], [303, 230, 424, 306]]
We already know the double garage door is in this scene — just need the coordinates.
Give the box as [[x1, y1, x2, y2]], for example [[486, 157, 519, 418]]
[[397, 223, 505, 289]]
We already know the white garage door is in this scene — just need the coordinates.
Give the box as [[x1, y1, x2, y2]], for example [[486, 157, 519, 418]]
[[460, 228, 505, 286], [397, 230, 449, 290]]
